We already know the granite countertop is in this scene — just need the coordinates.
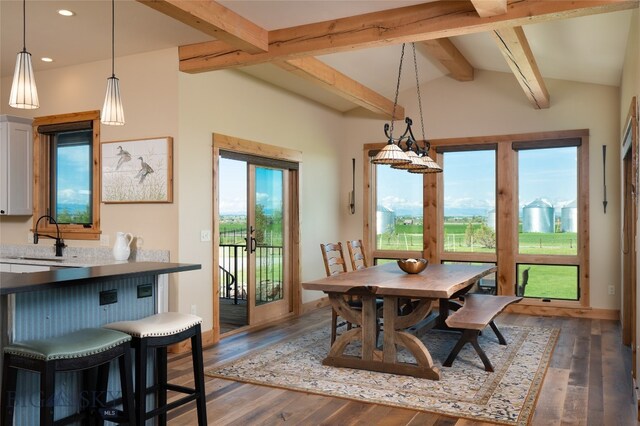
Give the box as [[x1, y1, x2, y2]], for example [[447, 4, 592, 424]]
[[0, 262, 201, 295], [0, 255, 122, 268], [0, 244, 170, 268]]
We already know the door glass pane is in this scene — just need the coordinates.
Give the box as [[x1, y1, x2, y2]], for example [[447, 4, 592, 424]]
[[518, 147, 577, 255], [218, 158, 248, 331], [54, 130, 92, 224], [255, 167, 284, 305], [443, 150, 496, 253], [218, 158, 249, 333], [517, 264, 579, 300], [375, 165, 423, 251]]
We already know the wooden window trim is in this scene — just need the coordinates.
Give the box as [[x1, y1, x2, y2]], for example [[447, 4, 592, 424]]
[[32, 110, 101, 241], [364, 129, 590, 308]]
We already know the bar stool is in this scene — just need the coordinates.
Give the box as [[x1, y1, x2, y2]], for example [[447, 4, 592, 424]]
[[1, 328, 135, 426], [104, 312, 207, 426]]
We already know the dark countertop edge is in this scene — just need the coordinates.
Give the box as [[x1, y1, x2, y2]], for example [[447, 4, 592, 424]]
[[0, 262, 201, 295]]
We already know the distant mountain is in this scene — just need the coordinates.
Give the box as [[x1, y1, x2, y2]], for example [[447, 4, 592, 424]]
[[57, 203, 89, 215], [444, 207, 491, 217]]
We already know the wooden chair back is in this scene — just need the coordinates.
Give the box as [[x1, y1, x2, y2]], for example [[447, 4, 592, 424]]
[[346, 239, 368, 271], [320, 242, 348, 277], [517, 267, 530, 297]]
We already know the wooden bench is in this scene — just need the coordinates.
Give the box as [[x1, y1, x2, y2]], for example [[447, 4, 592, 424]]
[[443, 294, 522, 372]]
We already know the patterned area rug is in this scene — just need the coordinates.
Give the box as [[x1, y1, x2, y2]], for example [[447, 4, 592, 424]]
[[206, 323, 559, 425]]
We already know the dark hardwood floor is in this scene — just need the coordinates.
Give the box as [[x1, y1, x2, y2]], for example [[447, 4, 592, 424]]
[[167, 308, 638, 425]]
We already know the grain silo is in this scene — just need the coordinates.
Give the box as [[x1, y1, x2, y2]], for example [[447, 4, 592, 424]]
[[561, 200, 577, 232], [487, 209, 496, 230], [522, 198, 554, 233], [376, 206, 396, 235]]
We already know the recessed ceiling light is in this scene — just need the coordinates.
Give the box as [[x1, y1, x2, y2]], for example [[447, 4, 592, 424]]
[[41, 57, 53, 63], [57, 9, 75, 17]]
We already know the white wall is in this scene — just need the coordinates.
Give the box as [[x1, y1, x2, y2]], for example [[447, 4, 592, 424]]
[[343, 69, 622, 310], [177, 70, 347, 329]]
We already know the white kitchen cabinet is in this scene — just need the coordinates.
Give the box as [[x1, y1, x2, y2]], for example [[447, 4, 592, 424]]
[[0, 115, 33, 216]]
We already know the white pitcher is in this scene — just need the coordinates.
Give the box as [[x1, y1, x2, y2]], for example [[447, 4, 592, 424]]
[[113, 232, 133, 261]]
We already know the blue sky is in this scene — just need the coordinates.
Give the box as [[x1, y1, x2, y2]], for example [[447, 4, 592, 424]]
[[57, 145, 91, 205], [219, 158, 283, 215], [377, 146, 577, 215]]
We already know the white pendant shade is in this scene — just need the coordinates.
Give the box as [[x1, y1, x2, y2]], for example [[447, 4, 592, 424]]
[[9, 51, 39, 109], [101, 76, 125, 126], [372, 143, 411, 165]]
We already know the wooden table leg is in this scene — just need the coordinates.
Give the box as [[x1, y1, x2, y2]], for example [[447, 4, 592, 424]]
[[324, 293, 440, 380]]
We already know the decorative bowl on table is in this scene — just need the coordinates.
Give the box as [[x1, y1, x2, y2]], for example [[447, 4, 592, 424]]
[[397, 258, 428, 274]]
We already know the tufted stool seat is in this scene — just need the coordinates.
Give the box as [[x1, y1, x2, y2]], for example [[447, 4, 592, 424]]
[[1, 328, 135, 426], [104, 312, 207, 426]]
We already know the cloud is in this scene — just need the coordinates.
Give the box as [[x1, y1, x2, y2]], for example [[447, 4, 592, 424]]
[[443, 196, 494, 209], [57, 188, 89, 204], [379, 195, 421, 210]]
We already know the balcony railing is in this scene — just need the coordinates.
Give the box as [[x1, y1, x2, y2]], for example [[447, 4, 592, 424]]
[[219, 243, 283, 305]]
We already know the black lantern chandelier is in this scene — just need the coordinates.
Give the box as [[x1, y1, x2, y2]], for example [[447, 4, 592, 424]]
[[372, 43, 442, 173]]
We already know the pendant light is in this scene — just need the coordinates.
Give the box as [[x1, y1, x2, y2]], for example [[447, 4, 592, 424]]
[[372, 43, 441, 173], [101, 0, 125, 125], [9, 0, 39, 109]]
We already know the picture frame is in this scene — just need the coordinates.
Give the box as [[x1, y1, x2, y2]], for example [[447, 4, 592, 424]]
[[101, 136, 173, 203]]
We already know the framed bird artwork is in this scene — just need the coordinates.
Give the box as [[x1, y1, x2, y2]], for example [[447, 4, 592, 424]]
[[101, 136, 173, 203]]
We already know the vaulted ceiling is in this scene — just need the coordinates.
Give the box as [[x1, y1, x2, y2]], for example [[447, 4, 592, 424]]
[[1, 1, 637, 117]]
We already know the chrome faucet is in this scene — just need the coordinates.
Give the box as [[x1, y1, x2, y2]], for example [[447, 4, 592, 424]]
[[33, 215, 66, 257]]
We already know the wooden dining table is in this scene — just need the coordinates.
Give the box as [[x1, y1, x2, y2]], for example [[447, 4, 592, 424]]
[[302, 262, 497, 380]]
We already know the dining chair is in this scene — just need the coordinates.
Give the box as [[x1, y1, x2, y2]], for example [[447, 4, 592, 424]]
[[346, 239, 368, 271], [320, 242, 358, 345]]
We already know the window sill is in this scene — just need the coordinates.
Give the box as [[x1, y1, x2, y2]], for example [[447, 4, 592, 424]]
[[31, 228, 100, 241]]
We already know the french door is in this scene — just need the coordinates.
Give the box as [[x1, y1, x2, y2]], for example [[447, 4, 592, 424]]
[[247, 164, 291, 324], [214, 133, 300, 340]]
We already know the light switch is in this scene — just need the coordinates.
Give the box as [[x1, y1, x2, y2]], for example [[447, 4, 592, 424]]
[[200, 230, 212, 242]]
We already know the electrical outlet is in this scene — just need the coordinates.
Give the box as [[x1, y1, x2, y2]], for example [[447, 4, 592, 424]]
[[100, 234, 110, 247], [27, 231, 33, 243], [99, 289, 118, 305], [608, 285, 615, 295], [200, 230, 212, 242], [136, 236, 144, 248], [137, 283, 152, 298], [191, 304, 197, 315]]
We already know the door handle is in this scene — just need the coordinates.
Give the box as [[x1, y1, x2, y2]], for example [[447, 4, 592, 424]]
[[246, 226, 257, 253]]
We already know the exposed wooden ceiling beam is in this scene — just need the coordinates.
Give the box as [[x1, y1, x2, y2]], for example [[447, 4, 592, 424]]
[[420, 39, 474, 82], [276, 57, 405, 119], [137, 0, 268, 53], [179, 0, 636, 73], [470, 0, 508, 17], [492, 26, 550, 109]]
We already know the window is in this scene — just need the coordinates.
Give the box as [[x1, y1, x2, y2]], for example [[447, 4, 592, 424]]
[[518, 147, 577, 256], [365, 129, 589, 307], [515, 141, 582, 300], [442, 149, 496, 254], [51, 130, 93, 224], [370, 161, 423, 261], [33, 111, 101, 240]]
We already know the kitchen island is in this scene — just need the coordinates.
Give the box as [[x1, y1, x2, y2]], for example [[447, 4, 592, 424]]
[[0, 261, 201, 424]]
